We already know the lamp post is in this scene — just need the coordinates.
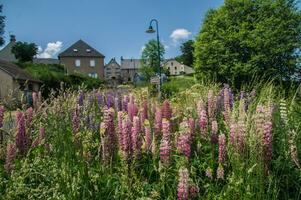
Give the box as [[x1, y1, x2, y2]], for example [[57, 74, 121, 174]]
[[146, 19, 162, 99]]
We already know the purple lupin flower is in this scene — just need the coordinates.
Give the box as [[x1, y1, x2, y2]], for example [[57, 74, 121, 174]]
[[162, 100, 172, 120], [127, 97, 138, 121], [188, 118, 195, 138], [144, 119, 152, 152], [4, 143, 17, 173], [155, 106, 162, 135], [177, 168, 189, 200], [177, 121, 191, 159], [122, 95, 130, 112], [0, 105, 5, 128], [117, 111, 123, 146], [72, 110, 79, 134], [236, 120, 245, 152], [95, 92, 103, 106], [218, 134, 226, 164], [217, 164, 224, 180], [25, 107, 33, 128], [160, 119, 171, 164], [77, 91, 85, 106], [15, 112, 29, 155]]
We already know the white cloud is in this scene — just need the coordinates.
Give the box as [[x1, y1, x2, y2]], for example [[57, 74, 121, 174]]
[[170, 29, 191, 44], [140, 45, 146, 54], [37, 41, 63, 58]]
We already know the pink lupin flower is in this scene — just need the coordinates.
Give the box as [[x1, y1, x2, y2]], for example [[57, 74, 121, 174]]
[[160, 119, 171, 164], [263, 120, 272, 169], [199, 110, 208, 137], [177, 167, 189, 200], [141, 100, 148, 125], [217, 164, 224, 180], [132, 116, 142, 156], [211, 120, 218, 144], [188, 118, 195, 138], [207, 90, 216, 120], [205, 167, 213, 179], [127, 97, 138, 121], [0, 106, 5, 128], [223, 87, 231, 125], [155, 106, 162, 135], [229, 123, 236, 147], [117, 111, 123, 146], [4, 143, 17, 173], [26, 107, 33, 128], [144, 119, 152, 152], [189, 185, 199, 199], [218, 134, 226, 164], [236, 120, 245, 152], [177, 121, 191, 159], [121, 115, 132, 163], [15, 112, 29, 155], [162, 100, 172, 120], [122, 95, 129, 112]]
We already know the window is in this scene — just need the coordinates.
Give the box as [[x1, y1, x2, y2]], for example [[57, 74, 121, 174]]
[[73, 49, 78, 52], [75, 59, 81, 67], [175, 66, 177, 70], [90, 60, 95, 67], [86, 49, 91, 52], [89, 73, 98, 78], [171, 62, 173, 66]]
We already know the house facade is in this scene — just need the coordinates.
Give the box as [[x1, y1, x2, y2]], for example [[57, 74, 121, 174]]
[[58, 40, 105, 78], [105, 58, 122, 82], [0, 35, 17, 62], [0, 60, 41, 100], [120, 57, 142, 82], [164, 59, 194, 76]]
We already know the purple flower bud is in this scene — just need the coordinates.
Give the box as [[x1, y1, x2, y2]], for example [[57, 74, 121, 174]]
[[15, 112, 29, 155], [160, 119, 171, 164], [177, 168, 189, 200], [189, 185, 199, 198], [77, 91, 85, 106], [177, 121, 191, 159], [26, 107, 33, 128], [121, 115, 132, 163]]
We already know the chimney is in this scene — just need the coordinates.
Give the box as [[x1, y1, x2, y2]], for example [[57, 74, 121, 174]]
[[10, 35, 16, 42]]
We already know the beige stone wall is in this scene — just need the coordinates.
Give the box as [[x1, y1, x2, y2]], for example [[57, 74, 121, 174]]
[[0, 70, 14, 99], [165, 60, 194, 75], [60, 57, 104, 78]]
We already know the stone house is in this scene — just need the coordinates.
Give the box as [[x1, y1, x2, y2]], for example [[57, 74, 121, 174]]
[[0, 35, 17, 62], [164, 59, 194, 76], [0, 59, 41, 100], [58, 40, 105, 78], [104, 58, 122, 84], [120, 57, 141, 82]]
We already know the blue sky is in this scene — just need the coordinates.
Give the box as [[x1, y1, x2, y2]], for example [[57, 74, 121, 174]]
[[2, 0, 223, 63]]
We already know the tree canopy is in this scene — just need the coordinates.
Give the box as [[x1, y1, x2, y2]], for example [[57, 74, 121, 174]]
[[175, 40, 195, 67], [140, 39, 165, 80], [0, 5, 5, 47], [11, 42, 38, 62], [194, 0, 301, 87]]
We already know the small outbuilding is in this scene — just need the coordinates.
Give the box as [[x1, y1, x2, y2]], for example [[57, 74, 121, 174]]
[[0, 59, 42, 100]]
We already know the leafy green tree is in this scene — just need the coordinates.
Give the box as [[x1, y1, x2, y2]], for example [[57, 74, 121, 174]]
[[194, 0, 301, 87], [0, 5, 5, 46], [12, 42, 38, 62], [175, 40, 195, 67], [140, 39, 165, 80]]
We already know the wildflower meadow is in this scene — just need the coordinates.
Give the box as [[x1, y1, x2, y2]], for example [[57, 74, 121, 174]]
[[0, 82, 300, 199]]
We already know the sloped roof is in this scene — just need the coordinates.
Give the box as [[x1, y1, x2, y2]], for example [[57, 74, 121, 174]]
[[120, 58, 142, 69], [0, 41, 17, 62], [0, 59, 41, 83], [58, 39, 105, 58], [105, 58, 121, 68], [34, 58, 59, 65]]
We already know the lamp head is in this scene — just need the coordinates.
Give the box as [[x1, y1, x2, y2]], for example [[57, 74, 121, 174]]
[[146, 25, 156, 33]]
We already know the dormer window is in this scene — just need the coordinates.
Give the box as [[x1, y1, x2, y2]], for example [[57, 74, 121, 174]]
[[86, 49, 91, 52], [73, 49, 78, 52]]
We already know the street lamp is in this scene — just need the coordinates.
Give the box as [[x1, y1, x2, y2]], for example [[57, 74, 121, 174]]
[[146, 19, 162, 99]]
